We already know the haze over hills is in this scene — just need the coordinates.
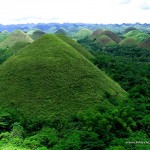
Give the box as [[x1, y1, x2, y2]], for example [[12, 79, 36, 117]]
[[0, 34, 127, 121]]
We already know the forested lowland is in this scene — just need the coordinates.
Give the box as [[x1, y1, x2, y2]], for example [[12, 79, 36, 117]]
[[0, 24, 150, 149]]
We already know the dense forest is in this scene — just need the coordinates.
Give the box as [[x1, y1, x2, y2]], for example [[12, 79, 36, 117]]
[[0, 24, 150, 149]]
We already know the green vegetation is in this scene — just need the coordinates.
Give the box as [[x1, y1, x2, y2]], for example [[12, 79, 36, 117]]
[[0, 30, 33, 48], [0, 25, 150, 149]]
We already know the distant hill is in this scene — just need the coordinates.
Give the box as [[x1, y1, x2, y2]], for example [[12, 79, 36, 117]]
[[139, 37, 150, 49], [119, 37, 138, 47], [100, 30, 122, 44], [30, 30, 45, 40], [90, 29, 104, 40], [56, 34, 95, 62], [54, 29, 67, 35], [94, 35, 116, 47], [125, 30, 149, 43], [125, 30, 141, 38], [0, 34, 127, 121], [132, 33, 149, 43], [74, 28, 92, 40], [0, 30, 10, 42], [0, 30, 33, 48], [124, 27, 137, 34]]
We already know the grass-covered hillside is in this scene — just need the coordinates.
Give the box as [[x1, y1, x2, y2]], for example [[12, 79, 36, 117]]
[[73, 28, 92, 40], [101, 30, 122, 44], [0, 30, 33, 48], [119, 37, 138, 47], [0, 34, 127, 121], [94, 35, 116, 47], [56, 34, 95, 62], [90, 29, 104, 40]]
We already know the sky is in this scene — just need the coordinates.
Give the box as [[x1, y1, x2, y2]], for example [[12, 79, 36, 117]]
[[1, 0, 150, 24]]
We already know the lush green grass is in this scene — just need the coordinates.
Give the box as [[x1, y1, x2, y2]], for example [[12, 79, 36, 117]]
[[94, 35, 116, 47], [0, 30, 10, 43], [0, 30, 33, 48], [0, 34, 127, 121], [56, 34, 95, 62]]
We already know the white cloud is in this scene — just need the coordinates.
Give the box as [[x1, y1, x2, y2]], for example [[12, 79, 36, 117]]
[[140, 0, 150, 9], [0, 0, 149, 24]]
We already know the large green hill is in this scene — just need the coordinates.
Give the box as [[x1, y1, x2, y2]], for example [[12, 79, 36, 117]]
[[0, 34, 127, 121], [0, 30, 33, 48]]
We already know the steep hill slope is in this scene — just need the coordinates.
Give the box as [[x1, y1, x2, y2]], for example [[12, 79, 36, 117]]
[[0, 34, 127, 121], [56, 34, 95, 62], [0, 30, 33, 48]]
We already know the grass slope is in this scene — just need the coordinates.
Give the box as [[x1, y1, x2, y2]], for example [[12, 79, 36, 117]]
[[94, 35, 116, 47], [0, 30, 33, 48], [0, 34, 127, 121], [119, 37, 138, 47], [56, 34, 95, 62]]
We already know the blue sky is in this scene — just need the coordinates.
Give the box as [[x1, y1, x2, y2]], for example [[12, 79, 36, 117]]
[[1, 0, 150, 24]]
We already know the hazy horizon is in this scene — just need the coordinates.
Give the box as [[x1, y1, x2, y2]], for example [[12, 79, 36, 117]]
[[1, 0, 150, 25]]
